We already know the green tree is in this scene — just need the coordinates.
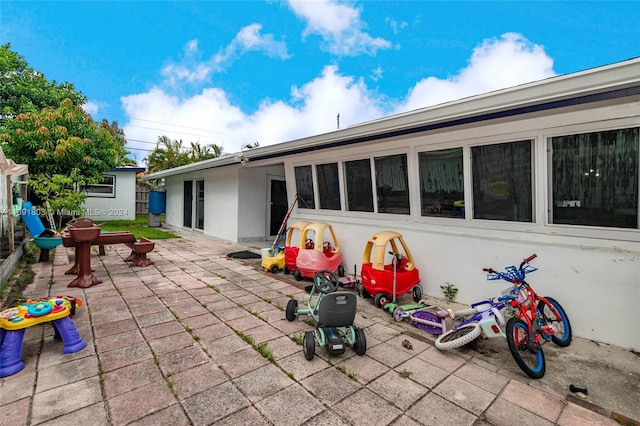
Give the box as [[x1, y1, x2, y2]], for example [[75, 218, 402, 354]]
[[0, 43, 85, 124], [189, 141, 223, 162], [242, 141, 260, 150], [145, 137, 225, 173], [0, 99, 130, 222], [145, 136, 190, 173], [0, 44, 133, 222]]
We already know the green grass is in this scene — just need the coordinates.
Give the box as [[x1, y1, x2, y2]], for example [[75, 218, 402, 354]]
[[99, 215, 180, 240]]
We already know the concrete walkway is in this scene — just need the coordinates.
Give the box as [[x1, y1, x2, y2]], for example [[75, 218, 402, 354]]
[[1, 233, 638, 425]]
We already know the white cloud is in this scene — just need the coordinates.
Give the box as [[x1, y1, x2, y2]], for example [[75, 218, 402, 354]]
[[83, 100, 99, 117], [385, 17, 408, 35], [287, 0, 392, 56], [121, 65, 384, 163], [395, 33, 556, 114], [121, 32, 556, 165], [214, 23, 291, 66], [161, 25, 290, 87]]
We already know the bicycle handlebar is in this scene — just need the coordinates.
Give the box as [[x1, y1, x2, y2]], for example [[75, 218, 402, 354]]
[[483, 254, 538, 284], [520, 253, 537, 269]]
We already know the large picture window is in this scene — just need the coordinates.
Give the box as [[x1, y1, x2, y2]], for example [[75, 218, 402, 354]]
[[419, 148, 465, 218], [294, 165, 315, 209], [316, 163, 341, 210], [344, 159, 374, 212], [375, 154, 409, 214], [550, 127, 638, 228], [472, 140, 533, 222], [86, 175, 115, 198]]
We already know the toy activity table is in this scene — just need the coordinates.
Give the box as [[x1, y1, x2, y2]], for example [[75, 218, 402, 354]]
[[0, 296, 86, 378]]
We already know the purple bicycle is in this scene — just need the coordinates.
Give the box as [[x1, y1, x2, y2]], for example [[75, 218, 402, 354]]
[[435, 297, 510, 350]]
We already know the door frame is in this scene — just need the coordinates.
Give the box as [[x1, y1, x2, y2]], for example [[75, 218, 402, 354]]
[[266, 175, 287, 239]]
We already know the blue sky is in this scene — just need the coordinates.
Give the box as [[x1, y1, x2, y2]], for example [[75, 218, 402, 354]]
[[2, 1, 639, 164]]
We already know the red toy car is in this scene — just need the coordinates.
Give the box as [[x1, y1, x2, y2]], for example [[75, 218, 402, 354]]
[[283, 221, 310, 274], [360, 231, 422, 307], [294, 222, 345, 280]]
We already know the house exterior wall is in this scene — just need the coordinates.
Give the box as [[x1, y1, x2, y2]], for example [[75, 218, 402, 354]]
[[238, 165, 285, 242], [275, 99, 639, 351], [143, 60, 640, 350], [163, 167, 240, 243], [84, 170, 137, 221]]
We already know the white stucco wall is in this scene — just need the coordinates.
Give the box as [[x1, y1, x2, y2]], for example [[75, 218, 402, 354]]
[[163, 167, 240, 243], [84, 171, 137, 221], [238, 165, 285, 242]]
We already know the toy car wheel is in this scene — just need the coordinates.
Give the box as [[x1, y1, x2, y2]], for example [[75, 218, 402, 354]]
[[412, 285, 423, 303], [285, 299, 298, 321], [338, 265, 345, 277], [374, 293, 388, 308], [393, 307, 405, 322], [359, 285, 371, 298], [283, 265, 290, 274], [270, 265, 279, 274], [354, 328, 367, 355], [303, 331, 315, 360], [294, 269, 302, 281]]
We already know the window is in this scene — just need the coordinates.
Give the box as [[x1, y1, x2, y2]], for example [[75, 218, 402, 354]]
[[316, 163, 341, 210], [419, 148, 465, 218], [375, 154, 409, 214], [550, 127, 638, 228], [86, 175, 115, 198], [294, 165, 315, 209], [344, 159, 374, 212], [472, 140, 533, 222]]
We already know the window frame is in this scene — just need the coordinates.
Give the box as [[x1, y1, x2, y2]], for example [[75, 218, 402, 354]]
[[316, 162, 342, 210], [544, 121, 640, 237], [294, 165, 316, 209], [86, 174, 116, 198], [470, 138, 535, 223], [417, 147, 466, 219]]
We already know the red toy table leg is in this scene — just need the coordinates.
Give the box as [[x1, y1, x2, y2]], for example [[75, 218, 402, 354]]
[[0, 329, 26, 378], [65, 247, 79, 275], [68, 242, 102, 288]]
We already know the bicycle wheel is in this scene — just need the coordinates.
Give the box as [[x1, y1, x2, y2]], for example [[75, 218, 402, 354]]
[[506, 318, 546, 379], [538, 297, 572, 347], [435, 323, 482, 350]]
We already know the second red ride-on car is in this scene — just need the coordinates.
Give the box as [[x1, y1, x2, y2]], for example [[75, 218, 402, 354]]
[[360, 231, 422, 307], [294, 222, 345, 281], [283, 221, 310, 275]]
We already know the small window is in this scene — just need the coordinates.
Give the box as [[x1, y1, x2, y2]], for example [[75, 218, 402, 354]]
[[375, 154, 409, 214], [86, 175, 115, 198], [294, 165, 315, 209], [550, 127, 638, 228], [316, 163, 341, 210], [344, 159, 374, 212], [472, 140, 533, 222], [419, 148, 465, 218]]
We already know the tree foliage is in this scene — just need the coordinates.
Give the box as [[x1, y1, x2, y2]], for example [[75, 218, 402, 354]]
[[0, 44, 132, 219], [0, 99, 130, 216], [0, 43, 85, 124], [145, 136, 225, 173]]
